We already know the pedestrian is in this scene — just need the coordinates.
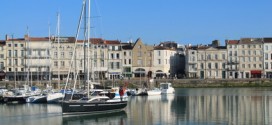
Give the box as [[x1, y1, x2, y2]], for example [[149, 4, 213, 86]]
[[119, 86, 124, 101]]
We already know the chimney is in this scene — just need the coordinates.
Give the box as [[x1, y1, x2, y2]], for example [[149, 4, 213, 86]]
[[24, 34, 29, 40], [5, 34, 9, 41]]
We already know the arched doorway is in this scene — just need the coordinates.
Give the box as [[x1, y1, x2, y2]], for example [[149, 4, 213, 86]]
[[134, 68, 145, 77], [156, 70, 165, 78]]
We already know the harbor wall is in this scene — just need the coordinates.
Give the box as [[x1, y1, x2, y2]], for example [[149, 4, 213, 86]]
[[1, 78, 272, 89]]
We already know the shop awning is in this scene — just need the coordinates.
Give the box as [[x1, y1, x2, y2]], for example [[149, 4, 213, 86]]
[[251, 70, 262, 74]]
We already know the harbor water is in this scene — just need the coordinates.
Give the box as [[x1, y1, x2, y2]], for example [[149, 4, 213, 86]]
[[1, 88, 272, 125]]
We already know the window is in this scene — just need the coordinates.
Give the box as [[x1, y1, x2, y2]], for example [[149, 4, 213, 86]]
[[138, 52, 142, 57], [61, 61, 65, 67], [14, 44, 17, 47], [242, 64, 245, 68], [8, 59, 12, 66], [54, 61, 58, 67], [222, 54, 225, 60], [8, 44, 11, 47], [265, 54, 268, 60], [61, 52, 64, 58], [111, 53, 114, 59], [124, 59, 127, 65], [222, 63, 225, 69], [207, 54, 211, 60], [20, 44, 23, 47], [259, 64, 262, 68], [242, 50, 245, 55], [94, 52, 97, 59], [94, 60, 97, 67], [158, 51, 161, 56], [208, 63, 211, 69], [69, 52, 73, 58], [8, 50, 12, 57], [248, 50, 251, 55], [248, 64, 251, 68], [253, 64, 256, 68], [215, 63, 218, 69], [215, 54, 218, 60], [116, 53, 120, 59], [21, 59, 24, 65], [201, 63, 204, 69], [129, 59, 131, 64], [54, 52, 57, 58], [100, 60, 104, 67], [116, 62, 120, 69], [14, 59, 18, 66], [254, 51, 256, 55], [137, 60, 142, 66], [21, 50, 24, 57], [14, 50, 18, 57], [110, 62, 115, 69], [124, 52, 126, 56], [158, 59, 161, 65], [265, 62, 268, 69], [229, 51, 232, 56]]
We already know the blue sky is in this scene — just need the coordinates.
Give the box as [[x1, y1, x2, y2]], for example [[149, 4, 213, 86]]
[[1, 0, 272, 45]]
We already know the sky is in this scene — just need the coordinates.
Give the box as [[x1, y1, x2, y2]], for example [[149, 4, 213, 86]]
[[1, 0, 272, 45]]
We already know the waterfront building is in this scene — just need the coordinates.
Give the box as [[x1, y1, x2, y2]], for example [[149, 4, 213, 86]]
[[0, 40, 5, 72], [238, 38, 263, 78], [185, 45, 198, 78], [153, 43, 176, 78], [196, 45, 227, 79], [121, 42, 133, 79], [131, 38, 153, 79], [263, 38, 272, 78], [51, 37, 75, 81], [106, 40, 122, 80], [0, 40, 5, 80], [5, 35, 51, 82], [225, 40, 240, 79], [91, 38, 109, 80]]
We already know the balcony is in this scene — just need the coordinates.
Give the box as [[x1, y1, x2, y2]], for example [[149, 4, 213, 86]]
[[227, 61, 239, 65]]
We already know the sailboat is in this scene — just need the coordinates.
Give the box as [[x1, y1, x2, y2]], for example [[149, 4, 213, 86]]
[[61, 0, 127, 115]]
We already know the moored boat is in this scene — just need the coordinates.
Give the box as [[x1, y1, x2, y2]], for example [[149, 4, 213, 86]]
[[147, 88, 161, 96], [160, 82, 175, 94], [62, 96, 127, 115]]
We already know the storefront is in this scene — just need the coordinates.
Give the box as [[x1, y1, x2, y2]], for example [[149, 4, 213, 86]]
[[251, 70, 262, 78]]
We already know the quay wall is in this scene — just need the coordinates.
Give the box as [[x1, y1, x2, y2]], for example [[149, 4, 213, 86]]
[[1, 78, 272, 89]]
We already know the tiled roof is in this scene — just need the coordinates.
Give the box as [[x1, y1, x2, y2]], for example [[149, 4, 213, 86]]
[[240, 38, 263, 44], [105, 40, 120, 44], [29, 37, 49, 41], [226, 40, 239, 44], [263, 38, 272, 43], [90, 38, 104, 44]]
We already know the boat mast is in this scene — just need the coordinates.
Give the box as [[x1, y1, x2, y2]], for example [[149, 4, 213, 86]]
[[87, 0, 91, 98], [48, 23, 52, 86], [57, 13, 60, 89]]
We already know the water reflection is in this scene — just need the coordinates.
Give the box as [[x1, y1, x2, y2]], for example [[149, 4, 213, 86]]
[[1, 88, 272, 125], [173, 88, 272, 125], [62, 111, 127, 125], [128, 88, 272, 125], [0, 103, 62, 125]]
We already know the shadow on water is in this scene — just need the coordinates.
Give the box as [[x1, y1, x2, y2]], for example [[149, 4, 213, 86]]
[[62, 110, 127, 125]]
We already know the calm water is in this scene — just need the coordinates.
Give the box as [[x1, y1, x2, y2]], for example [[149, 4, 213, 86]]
[[1, 88, 272, 125]]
